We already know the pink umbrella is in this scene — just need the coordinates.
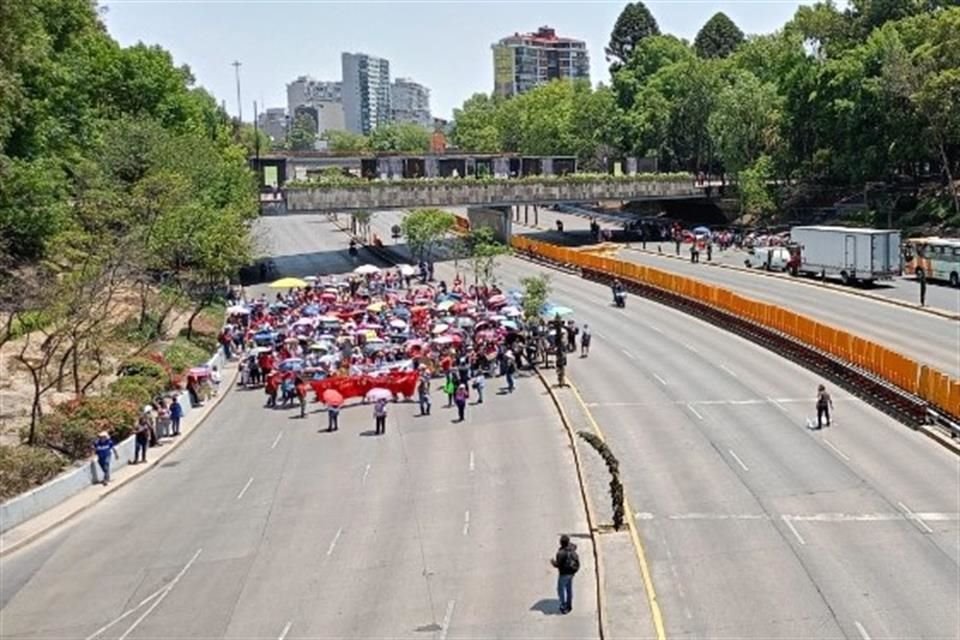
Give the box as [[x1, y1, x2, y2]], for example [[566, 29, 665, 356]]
[[322, 389, 344, 407], [365, 387, 393, 402]]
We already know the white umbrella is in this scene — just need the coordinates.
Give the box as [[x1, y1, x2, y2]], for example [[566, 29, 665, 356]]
[[226, 305, 250, 315], [399, 264, 417, 276], [303, 275, 319, 282], [389, 318, 408, 329], [502, 306, 522, 317], [432, 323, 450, 335], [354, 264, 381, 275]]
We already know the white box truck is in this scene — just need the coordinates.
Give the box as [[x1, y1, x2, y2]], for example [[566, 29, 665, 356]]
[[790, 226, 901, 284]]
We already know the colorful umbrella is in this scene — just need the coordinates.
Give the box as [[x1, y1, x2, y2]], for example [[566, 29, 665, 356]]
[[436, 300, 455, 311], [432, 323, 450, 335], [365, 387, 393, 402], [322, 389, 344, 407], [354, 264, 381, 275], [367, 301, 386, 312], [269, 277, 308, 289], [226, 305, 250, 315]]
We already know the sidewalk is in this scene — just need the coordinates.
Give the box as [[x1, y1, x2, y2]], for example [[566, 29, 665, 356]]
[[0, 361, 239, 557]]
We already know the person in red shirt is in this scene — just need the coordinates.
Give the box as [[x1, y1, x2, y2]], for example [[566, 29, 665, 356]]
[[265, 372, 279, 408]]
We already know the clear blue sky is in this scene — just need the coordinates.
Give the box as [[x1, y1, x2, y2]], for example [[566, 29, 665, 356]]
[[102, 0, 812, 121]]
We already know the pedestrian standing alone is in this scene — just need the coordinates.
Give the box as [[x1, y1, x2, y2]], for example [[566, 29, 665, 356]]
[[550, 534, 580, 614], [418, 371, 432, 416], [919, 270, 927, 306], [472, 372, 485, 404], [580, 324, 591, 358], [374, 398, 388, 435], [815, 384, 834, 429], [327, 404, 340, 431], [505, 351, 516, 393], [93, 431, 118, 485], [169, 396, 183, 436], [133, 415, 150, 464], [454, 384, 469, 422]]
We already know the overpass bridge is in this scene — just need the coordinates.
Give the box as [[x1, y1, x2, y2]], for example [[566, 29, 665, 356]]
[[281, 175, 706, 212]]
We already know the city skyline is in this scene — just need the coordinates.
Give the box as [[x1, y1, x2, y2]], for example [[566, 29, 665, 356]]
[[102, 1, 812, 121]]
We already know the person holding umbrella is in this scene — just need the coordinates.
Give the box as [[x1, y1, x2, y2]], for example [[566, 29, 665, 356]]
[[323, 389, 343, 431]]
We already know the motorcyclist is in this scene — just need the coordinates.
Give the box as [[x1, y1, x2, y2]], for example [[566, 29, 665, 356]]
[[611, 279, 626, 307]]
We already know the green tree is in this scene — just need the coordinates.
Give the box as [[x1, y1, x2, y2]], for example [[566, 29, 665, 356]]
[[323, 130, 370, 153], [606, 2, 661, 70], [451, 93, 502, 153], [369, 122, 431, 153], [739, 155, 777, 219], [400, 209, 456, 261], [287, 112, 317, 151], [520, 274, 551, 323], [709, 70, 783, 175], [611, 35, 693, 109], [465, 227, 510, 285], [694, 12, 745, 59]]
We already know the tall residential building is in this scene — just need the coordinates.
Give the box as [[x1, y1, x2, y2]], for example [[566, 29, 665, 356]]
[[286, 76, 344, 135], [257, 107, 288, 143], [491, 26, 590, 98], [390, 78, 431, 128], [341, 52, 391, 135]]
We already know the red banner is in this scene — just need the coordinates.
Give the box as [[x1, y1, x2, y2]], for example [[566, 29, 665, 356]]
[[310, 372, 419, 402]]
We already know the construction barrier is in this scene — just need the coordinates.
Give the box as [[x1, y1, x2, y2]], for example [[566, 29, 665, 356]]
[[511, 235, 960, 422]]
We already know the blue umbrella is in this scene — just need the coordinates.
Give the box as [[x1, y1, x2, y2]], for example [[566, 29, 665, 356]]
[[302, 304, 321, 316], [693, 226, 711, 235], [279, 358, 304, 372]]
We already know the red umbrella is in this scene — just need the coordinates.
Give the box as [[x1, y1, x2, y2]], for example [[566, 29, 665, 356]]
[[320, 292, 337, 301], [322, 389, 344, 407]]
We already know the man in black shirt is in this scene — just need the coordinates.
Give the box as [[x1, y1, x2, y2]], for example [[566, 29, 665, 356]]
[[550, 534, 580, 614]]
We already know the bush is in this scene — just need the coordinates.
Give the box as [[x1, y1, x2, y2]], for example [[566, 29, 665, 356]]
[[108, 375, 165, 406], [30, 396, 139, 460], [164, 337, 211, 374], [118, 357, 168, 382], [0, 445, 66, 501]]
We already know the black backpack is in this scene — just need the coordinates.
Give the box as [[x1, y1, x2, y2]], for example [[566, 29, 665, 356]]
[[563, 549, 580, 573]]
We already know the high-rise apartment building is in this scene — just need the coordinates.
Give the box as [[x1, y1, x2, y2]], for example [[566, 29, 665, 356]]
[[491, 26, 590, 98], [257, 107, 288, 143], [341, 52, 391, 135], [390, 78, 431, 128]]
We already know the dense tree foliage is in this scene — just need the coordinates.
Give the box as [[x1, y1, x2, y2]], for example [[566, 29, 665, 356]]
[[694, 12, 745, 59], [287, 112, 318, 151], [369, 122, 431, 153], [606, 2, 661, 71], [451, 3, 960, 222]]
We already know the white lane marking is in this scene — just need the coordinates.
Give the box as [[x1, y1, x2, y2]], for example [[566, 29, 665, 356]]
[[361, 463, 371, 485], [438, 599, 456, 640], [621, 348, 636, 360], [897, 501, 934, 534], [83, 586, 167, 639], [236, 477, 254, 500], [468, 451, 475, 472], [648, 324, 665, 335], [768, 396, 790, 414], [278, 622, 292, 640], [270, 432, 283, 449], [637, 511, 960, 522], [687, 404, 704, 420], [595, 331, 608, 340], [823, 439, 850, 461], [728, 449, 749, 472], [653, 373, 668, 386], [782, 516, 806, 545], [115, 549, 202, 640], [719, 364, 739, 379], [462, 510, 471, 536], [685, 344, 700, 354], [855, 620, 872, 640], [326, 527, 343, 556]]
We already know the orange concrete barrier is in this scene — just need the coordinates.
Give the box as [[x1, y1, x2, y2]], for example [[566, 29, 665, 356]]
[[514, 235, 960, 420]]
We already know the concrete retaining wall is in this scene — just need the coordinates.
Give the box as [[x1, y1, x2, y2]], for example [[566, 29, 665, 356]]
[[0, 351, 223, 534], [286, 179, 700, 212]]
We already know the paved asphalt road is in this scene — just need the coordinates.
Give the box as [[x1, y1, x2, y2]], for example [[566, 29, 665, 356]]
[[525, 206, 960, 316], [365, 210, 960, 639], [0, 215, 597, 639], [512, 209, 960, 377]]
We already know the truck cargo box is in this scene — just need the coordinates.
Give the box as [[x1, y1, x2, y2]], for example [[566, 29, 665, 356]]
[[790, 226, 901, 283]]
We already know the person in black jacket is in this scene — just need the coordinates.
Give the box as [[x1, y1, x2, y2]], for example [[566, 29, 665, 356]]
[[550, 534, 580, 614]]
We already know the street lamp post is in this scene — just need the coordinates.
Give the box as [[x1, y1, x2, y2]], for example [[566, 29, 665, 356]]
[[232, 60, 243, 123]]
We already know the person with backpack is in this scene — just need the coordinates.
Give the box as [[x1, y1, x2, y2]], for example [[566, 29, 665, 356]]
[[550, 534, 579, 614]]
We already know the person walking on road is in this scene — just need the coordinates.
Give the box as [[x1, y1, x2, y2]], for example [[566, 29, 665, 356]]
[[815, 384, 834, 429], [919, 270, 927, 306], [580, 324, 591, 358], [327, 404, 340, 432], [374, 398, 388, 435], [417, 373, 432, 416], [550, 534, 580, 614], [94, 431, 118, 485], [454, 384, 469, 422], [472, 372, 485, 404], [505, 351, 516, 393]]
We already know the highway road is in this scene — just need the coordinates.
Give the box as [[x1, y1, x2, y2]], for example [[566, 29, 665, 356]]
[[522, 206, 960, 316], [0, 215, 597, 639], [365, 210, 960, 639], [510, 210, 960, 377]]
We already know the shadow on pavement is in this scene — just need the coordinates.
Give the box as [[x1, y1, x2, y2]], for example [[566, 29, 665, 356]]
[[530, 598, 562, 616]]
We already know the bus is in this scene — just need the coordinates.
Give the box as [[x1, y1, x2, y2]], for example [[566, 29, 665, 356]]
[[902, 237, 960, 287]]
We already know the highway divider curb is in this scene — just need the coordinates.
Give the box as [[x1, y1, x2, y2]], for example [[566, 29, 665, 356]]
[[533, 367, 607, 640], [0, 363, 238, 558], [621, 246, 960, 321]]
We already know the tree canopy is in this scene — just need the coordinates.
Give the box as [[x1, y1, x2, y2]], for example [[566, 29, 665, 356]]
[[606, 2, 661, 71], [694, 12, 745, 59]]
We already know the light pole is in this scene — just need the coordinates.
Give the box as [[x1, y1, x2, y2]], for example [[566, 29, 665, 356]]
[[232, 60, 243, 122]]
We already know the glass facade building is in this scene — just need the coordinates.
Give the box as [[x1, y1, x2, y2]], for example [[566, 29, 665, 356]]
[[492, 26, 590, 98]]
